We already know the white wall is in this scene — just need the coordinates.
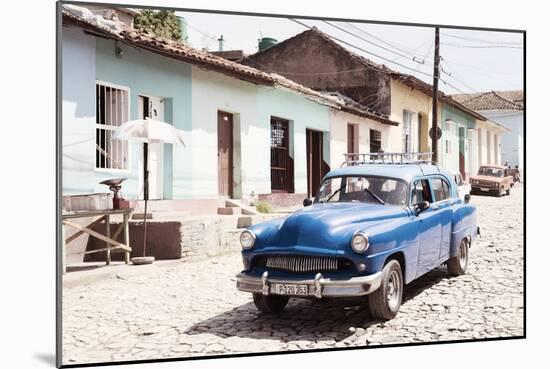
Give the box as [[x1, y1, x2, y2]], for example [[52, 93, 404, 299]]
[[328, 110, 391, 168], [482, 110, 523, 170], [190, 67, 332, 199], [190, 66, 259, 199], [476, 119, 508, 168]]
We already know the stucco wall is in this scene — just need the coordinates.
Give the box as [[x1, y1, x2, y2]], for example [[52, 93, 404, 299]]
[[389, 79, 432, 153], [190, 67, 331, 199], [62, 28, 97, 195], [256, 87, 331, 195], [328, 109, 391, 168], [440, 104, 476, 175], [242, 30, 391, 115], [190, 67, 259, 198], [482, 111, 523, 170], [95, 37, 193, 199]]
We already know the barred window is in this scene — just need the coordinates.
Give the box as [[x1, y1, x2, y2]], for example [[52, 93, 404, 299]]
[[370, 129, 382, 152], [95, 82, 129, 170]]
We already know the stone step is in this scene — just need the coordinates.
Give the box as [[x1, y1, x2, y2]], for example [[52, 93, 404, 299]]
[[225, 199, 241, 208]]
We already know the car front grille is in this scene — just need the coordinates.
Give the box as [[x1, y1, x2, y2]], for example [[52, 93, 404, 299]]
[[476, 180, 496, 187], [252, 254, 354, 273]]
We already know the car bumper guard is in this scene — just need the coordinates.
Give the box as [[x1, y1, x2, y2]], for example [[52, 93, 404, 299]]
[[236, 271, 382, 299]]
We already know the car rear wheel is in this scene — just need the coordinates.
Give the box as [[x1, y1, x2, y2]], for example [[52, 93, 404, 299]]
[[368, 259, 403, 321], [252, 293, 289, 314], [447, 238, 469, 276], [506, 188, 511, 195]]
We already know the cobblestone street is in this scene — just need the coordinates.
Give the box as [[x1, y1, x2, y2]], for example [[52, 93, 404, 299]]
[[62, 185, 524, 365]]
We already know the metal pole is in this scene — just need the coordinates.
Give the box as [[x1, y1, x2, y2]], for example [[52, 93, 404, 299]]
[[431, 27, 440, 164], [142, 142, 148, 257]]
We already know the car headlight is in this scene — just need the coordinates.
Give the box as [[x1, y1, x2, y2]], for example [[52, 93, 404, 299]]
[[240, 230, 256, 250], [351, 232, 369, 253]]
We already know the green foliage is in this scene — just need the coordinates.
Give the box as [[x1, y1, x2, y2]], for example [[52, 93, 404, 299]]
[[255, 201, 272, 214], [134, 10, 182, 41]]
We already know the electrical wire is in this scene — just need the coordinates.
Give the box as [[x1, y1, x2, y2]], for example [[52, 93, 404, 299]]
[[441, 42, 522, 49], [441, 32, 523, 46], [289, 18, 436, 79], [346, 22, 431, 61], [322, 20, 424, 64]]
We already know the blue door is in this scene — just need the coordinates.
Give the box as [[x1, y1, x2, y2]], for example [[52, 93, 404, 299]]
[[412, 179, 442, 277]]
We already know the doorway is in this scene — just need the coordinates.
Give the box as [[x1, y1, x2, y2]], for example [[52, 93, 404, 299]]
[[306, 129, 324, 197], [217, 111, 234, 197], [138, 95, 164, 200]]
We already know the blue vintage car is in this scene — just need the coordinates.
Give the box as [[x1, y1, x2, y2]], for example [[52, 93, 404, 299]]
[[236, 158, 478, 320]]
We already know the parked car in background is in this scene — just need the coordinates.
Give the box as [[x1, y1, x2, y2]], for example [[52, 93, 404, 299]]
[[452, 172, 471, 202], [470, 165, 514, 197], [236, 154, 478, 320]]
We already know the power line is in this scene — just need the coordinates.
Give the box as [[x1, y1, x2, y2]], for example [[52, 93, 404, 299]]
[[441, 42, 522, 49], [439, 61, 479, 93], [441, 32, 522, 46], [289, 18, 435, 79], [442, 59, 521, 77], [345, 22, 430, 60], [322, 20, 424, 64]]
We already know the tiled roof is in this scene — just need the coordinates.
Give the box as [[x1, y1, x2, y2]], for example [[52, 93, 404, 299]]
[[451, 90, 524, 111], [62, 6, 399, 126], [242, 27, 487, 121]]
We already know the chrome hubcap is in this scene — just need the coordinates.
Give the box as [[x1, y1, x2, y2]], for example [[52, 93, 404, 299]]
[[386, 270, 401, 310], [459, 240, 468, 270]]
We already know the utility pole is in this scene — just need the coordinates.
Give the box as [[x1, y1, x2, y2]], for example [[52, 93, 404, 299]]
[[431, 27, 440, 164]]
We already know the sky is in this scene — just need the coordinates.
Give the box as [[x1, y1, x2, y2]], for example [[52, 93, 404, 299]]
[[174, 10, 524, 96]]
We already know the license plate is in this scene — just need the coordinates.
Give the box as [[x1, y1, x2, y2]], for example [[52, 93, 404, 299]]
[[274, 283, 308, 296], [480, 188, 490, 192]]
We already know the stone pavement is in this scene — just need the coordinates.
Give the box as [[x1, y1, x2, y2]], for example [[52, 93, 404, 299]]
[[62, 185, 524, 365]]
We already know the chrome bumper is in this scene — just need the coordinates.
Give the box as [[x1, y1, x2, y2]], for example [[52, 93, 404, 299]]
[[236, 271, 382, 299]]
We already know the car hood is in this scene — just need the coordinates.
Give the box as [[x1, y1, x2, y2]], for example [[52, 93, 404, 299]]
[[259, 202, 408, 250]]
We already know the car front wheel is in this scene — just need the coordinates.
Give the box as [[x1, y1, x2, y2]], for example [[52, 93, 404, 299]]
[[447, 238, 469, 276], [368, 259, 403, 321], [252, 293, 289, 314]]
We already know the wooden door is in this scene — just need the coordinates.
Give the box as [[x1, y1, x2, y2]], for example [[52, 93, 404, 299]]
[[348, 124, 356, 154], [217, 111, 233, 197], [270, 117, 294, 193], [307, 129, 324, 197]]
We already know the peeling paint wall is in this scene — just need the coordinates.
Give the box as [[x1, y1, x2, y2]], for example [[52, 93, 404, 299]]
[[243, 30, 391, 115]]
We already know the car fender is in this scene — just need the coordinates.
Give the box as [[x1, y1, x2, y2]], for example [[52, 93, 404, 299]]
[[361, 213, 420, 284]]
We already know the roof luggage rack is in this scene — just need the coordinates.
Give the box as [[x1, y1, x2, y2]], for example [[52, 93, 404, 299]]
[[341, 152, 435, 167]]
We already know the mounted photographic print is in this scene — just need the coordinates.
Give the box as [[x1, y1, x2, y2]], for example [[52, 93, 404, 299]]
[[57, 0, 525, 366]]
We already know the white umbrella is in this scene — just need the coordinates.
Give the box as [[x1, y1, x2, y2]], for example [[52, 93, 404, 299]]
[[114, 118, 185, 264], [114, 118, 186, 145]]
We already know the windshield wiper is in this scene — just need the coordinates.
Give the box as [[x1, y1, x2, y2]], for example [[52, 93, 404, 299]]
[[364, 188, 385, 205], [323, 188, 342, 203]]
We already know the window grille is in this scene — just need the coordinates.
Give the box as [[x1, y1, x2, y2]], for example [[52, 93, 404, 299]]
[[95, 83, 129, 170]]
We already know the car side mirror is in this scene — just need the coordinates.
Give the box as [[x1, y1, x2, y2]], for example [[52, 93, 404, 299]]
[[464, 194, 471, 204], [303, 198, 313, 207], [414, 201, 430, 215]]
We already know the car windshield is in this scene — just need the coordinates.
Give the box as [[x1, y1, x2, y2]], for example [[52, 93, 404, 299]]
[[478, 167, 504, 177], [315, 176, 408, 206]]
